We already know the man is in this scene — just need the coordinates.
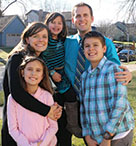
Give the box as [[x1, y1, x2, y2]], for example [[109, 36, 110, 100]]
[[65, 2, 132, 88], [57, 2, 132, 146]]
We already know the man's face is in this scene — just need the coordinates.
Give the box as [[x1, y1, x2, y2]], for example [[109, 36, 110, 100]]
[[72, 6, 94, 36]]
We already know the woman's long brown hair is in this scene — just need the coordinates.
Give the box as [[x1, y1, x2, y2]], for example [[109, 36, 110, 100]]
[[8, 22, 49, 58]]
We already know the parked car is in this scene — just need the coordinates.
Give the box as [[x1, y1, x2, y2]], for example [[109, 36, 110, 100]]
[[114, 43, 124, 53], [118, 49, 136, 62]]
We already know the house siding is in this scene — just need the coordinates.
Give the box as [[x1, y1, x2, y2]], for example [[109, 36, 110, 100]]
[[25, 10, 77, 35], [26, 12, 39, 24], [0, 32, 2, 45], [1, 16, 25, 47]]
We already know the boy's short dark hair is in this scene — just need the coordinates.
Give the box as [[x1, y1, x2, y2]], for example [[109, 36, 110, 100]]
[[82, 31, 106, 49]]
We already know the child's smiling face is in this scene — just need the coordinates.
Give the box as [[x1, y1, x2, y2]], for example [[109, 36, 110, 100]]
[[84, 37, 106, 68], [48, 16, 63, 39], [21, 60, 44, 89]]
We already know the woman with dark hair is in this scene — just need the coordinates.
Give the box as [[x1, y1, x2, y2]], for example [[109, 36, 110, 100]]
[[2, 22, 62, 146]]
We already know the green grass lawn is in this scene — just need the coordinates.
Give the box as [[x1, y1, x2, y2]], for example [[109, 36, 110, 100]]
[[0, 92, 4, 106], [0, 71, 136, 146], [0, 47, 13, 65], [0, 47, 13, 53]]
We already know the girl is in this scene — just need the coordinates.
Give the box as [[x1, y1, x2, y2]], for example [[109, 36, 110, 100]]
[[41, 12, 82, 146], [7, 56, 58, 146], [2, 22, 62, 146]]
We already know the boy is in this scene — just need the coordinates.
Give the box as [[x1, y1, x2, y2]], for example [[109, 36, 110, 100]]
[[79, 31, 134, 146]]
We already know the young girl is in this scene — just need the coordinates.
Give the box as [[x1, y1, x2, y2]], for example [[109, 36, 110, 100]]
[[2, 22, 62, 146], [41, 12, 82, 146], [7, 56, 58, 146]]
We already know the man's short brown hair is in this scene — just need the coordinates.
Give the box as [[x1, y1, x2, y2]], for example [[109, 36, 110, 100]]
[[72, 2, 93, 17]]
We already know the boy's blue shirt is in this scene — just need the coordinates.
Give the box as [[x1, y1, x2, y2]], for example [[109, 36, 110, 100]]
[[79, 56, 134, 144], [64, 33, 120, 86]]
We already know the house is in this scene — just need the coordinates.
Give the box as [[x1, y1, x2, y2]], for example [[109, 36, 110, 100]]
[[25, 10, 49, 24], [96, 22, 136, 42], [0, 15, 25, 47], [25, 10, 77, 34], [62, 11, 77, 34]]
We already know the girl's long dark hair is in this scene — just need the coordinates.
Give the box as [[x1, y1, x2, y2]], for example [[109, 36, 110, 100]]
[[19, 56, 53, 95], [44, 12, 67, 41]]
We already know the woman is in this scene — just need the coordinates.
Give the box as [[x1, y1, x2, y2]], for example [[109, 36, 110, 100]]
[[2, 22, 62, 146]]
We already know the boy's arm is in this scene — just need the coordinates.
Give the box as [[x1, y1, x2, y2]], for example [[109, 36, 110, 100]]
[[79, 77, 90, 137], [105, 65, 128, 134], [99, 139, 111, 146], [85, 135, 98, 146]]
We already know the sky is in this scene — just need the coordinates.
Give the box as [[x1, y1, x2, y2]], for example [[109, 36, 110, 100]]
[[4, 0, 125, 25]]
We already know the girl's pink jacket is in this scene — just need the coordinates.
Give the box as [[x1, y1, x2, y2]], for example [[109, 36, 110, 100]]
[[7, 87, 58, 146]]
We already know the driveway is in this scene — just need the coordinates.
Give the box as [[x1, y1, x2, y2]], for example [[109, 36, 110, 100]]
[[122, 63, 136, 72], [0, 65, 4, 119], [0, 65, 5, 91]]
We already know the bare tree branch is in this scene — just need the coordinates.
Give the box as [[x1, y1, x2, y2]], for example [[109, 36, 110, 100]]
[[118, 0, 136, 22], [17, 1, 27, 12], [1, 0, 17, 13], [0, 0, 34, 16]]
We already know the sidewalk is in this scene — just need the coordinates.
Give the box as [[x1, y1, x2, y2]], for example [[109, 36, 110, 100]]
[[122, 63, 136, 72], [0, 65, 5, 91]]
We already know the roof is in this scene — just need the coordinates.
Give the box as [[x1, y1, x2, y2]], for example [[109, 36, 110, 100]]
[[26, 10, 39, 15], [0, 15, 24, 32], [26, 10, 49, 16], [25, 10, 49, 22], [62, 11, 71, 20], [26, 10, 72, 20]]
